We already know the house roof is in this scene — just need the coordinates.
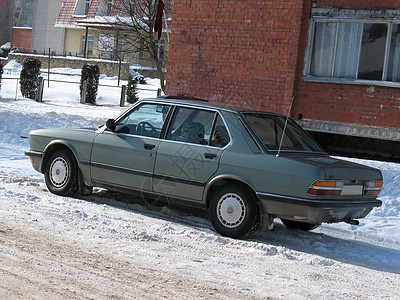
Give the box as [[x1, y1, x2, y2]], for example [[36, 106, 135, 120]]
[[56, 0, 172, 32], [56, 0, 100, 28]]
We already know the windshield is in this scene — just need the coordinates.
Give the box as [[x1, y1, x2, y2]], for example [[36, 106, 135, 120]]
[[242, 113, 324, 153]]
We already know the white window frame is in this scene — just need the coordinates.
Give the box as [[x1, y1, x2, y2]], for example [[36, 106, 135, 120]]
[[107, 0, 114, 15], [98, 34, 115, 51], [74, 0, 92, 16], [154, 39, 165, 60], [303, 8, 400, 88], [81, 35, 94, 56]]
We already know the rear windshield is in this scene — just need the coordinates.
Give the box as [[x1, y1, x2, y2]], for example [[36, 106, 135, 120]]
[[242, 113, 324, 153]]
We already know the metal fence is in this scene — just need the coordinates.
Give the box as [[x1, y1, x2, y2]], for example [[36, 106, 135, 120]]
[[0, 71, 160, 105], [14, 47, 122, 61]]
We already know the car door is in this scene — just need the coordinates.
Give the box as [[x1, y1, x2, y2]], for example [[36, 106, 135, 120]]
[[90, 103, 171, 192], [153, 106, 231, 203]]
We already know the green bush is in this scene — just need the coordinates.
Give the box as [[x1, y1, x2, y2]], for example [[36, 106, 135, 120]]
[[80, 63, 99, 104], [126, 76, 139, 104], [20, 58, 41, 99]]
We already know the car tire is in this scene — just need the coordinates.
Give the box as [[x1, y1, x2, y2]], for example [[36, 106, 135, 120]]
[[45, 149, 78, 196], [209, 184, 259, 239], [280, 219, 319, 231]]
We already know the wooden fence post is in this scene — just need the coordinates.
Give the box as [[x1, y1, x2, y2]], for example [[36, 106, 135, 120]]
[[36, 76, 44, 102], [80, 80, 87, 104], [120, 85, 127, 107]]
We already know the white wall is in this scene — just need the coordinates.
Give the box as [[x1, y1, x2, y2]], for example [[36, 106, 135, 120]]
[[31, 0, 65, 53]]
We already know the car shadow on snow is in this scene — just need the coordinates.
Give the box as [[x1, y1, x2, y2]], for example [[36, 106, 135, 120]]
[[81, 189, 400, 275], [81, 188, 212, 229], [252, 223, 400, 275]]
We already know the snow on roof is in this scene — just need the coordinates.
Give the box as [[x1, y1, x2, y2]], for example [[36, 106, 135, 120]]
[[56, 0, 99, 26], [75, 16, 139, 29]]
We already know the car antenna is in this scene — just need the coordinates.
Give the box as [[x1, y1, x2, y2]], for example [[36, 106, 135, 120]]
[[276, 96, 294, 157]]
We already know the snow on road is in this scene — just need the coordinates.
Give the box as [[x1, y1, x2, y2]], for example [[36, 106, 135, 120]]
[[0, 61, 400, 299]]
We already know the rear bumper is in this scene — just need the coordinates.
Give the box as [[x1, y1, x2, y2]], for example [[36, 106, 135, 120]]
[[257, 192, 382, 224], [25, 150, 43, 173]]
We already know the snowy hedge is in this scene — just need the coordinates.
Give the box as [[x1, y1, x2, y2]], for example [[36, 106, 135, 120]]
[[80, 63, 100, 105], [20, 58, 41, 100], [126, 76, 139, 104]]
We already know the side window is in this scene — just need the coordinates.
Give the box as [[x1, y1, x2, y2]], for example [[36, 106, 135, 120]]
[[166, 107, 215, 145], [114, 103, 170, 138], [210, 114, 230, 148]]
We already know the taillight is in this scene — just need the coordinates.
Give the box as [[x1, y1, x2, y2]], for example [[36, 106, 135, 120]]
[[364, 181, 383, 197], [307, 180, 344, 196]]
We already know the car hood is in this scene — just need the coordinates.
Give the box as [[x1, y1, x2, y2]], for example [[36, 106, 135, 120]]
[[281, 152, 382, 181], [30, 127, 98, 135]]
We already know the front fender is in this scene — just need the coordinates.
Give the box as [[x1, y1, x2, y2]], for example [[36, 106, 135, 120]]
[[41, 140, 80, 173]]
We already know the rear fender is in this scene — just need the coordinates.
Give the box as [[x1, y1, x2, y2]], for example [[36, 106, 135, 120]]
[[204, 174, 257, 206]]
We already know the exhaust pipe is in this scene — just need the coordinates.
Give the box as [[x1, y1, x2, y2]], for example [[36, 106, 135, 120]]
[[344, 218, 359, 226]]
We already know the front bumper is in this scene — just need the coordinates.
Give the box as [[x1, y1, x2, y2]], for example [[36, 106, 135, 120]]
[[25, 150, 43, 173], [257, 192, 382, 224]]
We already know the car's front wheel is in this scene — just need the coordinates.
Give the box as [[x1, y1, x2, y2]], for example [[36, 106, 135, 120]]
[[45, 149, 78, 196], [209, 184, 259, 239]]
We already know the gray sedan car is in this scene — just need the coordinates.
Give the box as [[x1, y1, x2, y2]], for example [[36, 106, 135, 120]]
[[25, 97, 383, 238]]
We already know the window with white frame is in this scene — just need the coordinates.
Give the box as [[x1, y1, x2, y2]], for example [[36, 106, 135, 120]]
[[81, 35, 94, 56], [155, 39, 165, 60], [304, 8, 400, 84], [107, 0, 113, 15], [118, 0, 136, 17], [85, 0, 91, 15], [97, 0, 114, 16], [75, 0, 91, 16], [98, 34, 115, 51]]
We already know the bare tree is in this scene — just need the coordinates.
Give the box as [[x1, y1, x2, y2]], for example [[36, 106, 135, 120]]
[[97, 0, 172, 92]]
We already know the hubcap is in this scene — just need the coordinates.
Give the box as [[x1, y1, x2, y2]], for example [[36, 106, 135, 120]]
[[217, 193, 246, 228], [49, 157, 68, 188]]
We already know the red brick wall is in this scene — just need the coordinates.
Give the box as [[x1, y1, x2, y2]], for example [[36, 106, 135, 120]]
[[293, 1, 400, 128], [293, 83, 400, 127], [10, 27, 32, 52], [167, 0, 400, 129], [166, 0, 308, 114]]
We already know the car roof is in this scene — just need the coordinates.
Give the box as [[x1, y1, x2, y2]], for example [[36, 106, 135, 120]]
[[141, 96, 287, 117]]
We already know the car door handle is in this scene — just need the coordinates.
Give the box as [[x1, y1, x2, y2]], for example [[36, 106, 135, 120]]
[[144, 143, 156, 150], [204, 153, 217, 159]]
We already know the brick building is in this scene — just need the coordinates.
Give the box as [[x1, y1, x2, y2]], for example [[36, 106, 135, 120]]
[[166, 0, 400, 161], [11, 0, 35, 52]]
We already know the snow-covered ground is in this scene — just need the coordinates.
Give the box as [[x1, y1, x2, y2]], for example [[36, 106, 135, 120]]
[[1, 60, 400, 299]]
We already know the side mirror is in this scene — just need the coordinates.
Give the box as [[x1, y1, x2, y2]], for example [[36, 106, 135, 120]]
[[106, 119, 116, 131]]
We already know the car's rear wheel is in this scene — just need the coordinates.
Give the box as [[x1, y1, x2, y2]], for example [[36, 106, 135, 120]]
[[45, 149, 78, 196], [280, 219, 319, 231], [209, 184, 259, 238]]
